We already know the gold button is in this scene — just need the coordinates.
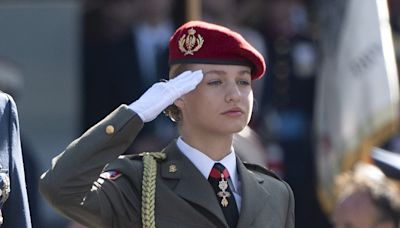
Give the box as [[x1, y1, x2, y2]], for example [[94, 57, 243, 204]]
[[105, 125, 115, 135]]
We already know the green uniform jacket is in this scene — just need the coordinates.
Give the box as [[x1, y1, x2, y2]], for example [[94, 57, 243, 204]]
[[39, 105, 295, 228]]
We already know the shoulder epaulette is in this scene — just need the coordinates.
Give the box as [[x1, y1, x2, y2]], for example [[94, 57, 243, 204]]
[[243, 162, 282, 181], [103, 152, 167, 181], [118, 152, 167, 161], [117, 154, 142, 160]]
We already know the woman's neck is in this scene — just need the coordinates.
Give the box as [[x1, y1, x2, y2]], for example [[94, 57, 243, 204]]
[[180, 128, 233, 161]]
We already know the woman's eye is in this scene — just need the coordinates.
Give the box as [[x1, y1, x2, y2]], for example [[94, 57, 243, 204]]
[[238, 80, 251, 86], [207, 80, 222, 86]]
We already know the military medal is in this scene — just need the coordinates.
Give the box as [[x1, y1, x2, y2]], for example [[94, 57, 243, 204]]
[[216, 173, 231, 207]]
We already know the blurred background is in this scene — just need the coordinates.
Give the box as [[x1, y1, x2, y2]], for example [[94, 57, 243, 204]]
[[0, 0, 399, 227]]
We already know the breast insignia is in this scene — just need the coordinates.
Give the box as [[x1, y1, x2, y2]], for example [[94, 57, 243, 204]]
[[100, 170, 122, 180]]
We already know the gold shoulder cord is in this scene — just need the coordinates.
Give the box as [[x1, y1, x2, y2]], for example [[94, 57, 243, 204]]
[[141, 152, 166, 228]]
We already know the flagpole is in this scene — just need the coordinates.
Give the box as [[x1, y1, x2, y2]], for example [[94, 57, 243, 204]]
[[186, 0, 201, 21]]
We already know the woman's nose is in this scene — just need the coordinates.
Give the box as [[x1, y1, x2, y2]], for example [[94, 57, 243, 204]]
[[224, 83, 241, 103]]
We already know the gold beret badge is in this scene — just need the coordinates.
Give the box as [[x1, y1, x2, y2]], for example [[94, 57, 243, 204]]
[[178, 28, 204, 56]]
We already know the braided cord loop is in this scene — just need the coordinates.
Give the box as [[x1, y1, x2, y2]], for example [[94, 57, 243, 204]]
[[141, 152, 166, 228]]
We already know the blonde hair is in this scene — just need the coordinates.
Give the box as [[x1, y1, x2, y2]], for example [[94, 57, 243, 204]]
[[163, 64, 191, 122]]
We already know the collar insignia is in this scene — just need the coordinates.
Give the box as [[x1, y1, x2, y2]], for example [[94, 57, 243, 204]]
[[169, 164, 177, 173]]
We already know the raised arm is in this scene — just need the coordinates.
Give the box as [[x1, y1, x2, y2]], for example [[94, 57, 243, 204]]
[[39, 70, 203, 227]]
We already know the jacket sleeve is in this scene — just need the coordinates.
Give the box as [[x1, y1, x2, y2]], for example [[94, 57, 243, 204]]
[[284, 181, 295, 228], [0, 93, 32, 228], [39, 105, 144, 227]]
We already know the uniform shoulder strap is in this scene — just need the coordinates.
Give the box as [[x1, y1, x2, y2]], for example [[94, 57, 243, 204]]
[[103, 152, 166, 178], [243, 162, 283, 181], [118, 151, 167, 161], [102, 152, 166, 228]]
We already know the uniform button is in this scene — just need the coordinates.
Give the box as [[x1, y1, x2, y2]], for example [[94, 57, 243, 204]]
[[106, 125, 115, 135]]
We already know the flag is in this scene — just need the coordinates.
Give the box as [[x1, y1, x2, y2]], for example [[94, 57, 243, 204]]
[[314, 0, 399, 213]]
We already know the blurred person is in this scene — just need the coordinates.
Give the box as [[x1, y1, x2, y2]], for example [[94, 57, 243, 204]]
[[235, 0, 317, 148], [332, 162, 400, 228], [83, 0, 178, 154], [238, 1, 323, 227], [132, 0, 175, 89], [128, 0, 178, 151], [0, 91, 31, 227], [40, 21, 294, 228], [247, 0, 317, 135], [202, 0, 267, 57], [0, 59, 44, 228], [82, 0, 175, 117], [82, 0, 142, 129], [83, 0, 142, 42]]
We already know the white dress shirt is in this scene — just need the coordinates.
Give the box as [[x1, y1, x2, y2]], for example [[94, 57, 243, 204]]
[[176, 137, 242, 211]]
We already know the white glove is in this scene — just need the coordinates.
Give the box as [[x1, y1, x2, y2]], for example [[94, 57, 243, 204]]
[[129, 70, 203, 122]]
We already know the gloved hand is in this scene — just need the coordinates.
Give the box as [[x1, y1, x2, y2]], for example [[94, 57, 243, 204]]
[[129, 70, 203, 122]]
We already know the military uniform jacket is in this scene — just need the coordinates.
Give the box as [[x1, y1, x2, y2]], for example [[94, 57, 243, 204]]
[[39, 105, 294, 228]]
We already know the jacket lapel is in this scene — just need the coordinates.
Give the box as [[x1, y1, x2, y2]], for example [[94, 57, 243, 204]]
[[236, 159, 271, 228], [160, 141, 228, 228]]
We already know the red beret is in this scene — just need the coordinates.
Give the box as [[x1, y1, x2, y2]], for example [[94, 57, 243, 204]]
[[169, 21, 266, 80]]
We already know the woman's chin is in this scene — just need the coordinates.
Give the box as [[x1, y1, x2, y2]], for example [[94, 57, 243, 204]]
[[223, 124, 247, 134]]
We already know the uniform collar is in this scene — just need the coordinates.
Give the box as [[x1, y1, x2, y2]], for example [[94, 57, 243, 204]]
[[176, 137, 239, 192], [160, 139, 273, 228]]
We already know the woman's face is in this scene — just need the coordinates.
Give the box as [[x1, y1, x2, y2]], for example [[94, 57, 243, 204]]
[[176, 64, 253, 136]]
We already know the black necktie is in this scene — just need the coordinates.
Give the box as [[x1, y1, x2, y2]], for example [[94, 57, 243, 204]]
[[208, 163, 239, 228]]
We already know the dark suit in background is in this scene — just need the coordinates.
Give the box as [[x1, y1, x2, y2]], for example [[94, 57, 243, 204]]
[[0, 92, 31, 228], [83, 28, 172, 154]]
